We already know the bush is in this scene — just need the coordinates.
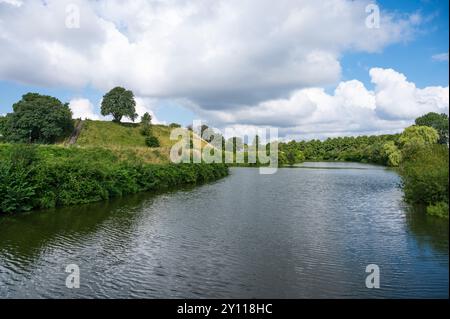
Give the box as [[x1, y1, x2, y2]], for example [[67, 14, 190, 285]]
[[140, 112, 152, 136], [145, 136, 160, 148], [0, 145, 37, 213], [0, 144, 228, 214], [427, 202, 449, 219], [400, 144, 449, 207]]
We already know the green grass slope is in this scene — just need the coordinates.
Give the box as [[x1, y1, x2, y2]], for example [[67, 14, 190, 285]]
[[70, 120, 176, 164], [76, 120, 173, 148]]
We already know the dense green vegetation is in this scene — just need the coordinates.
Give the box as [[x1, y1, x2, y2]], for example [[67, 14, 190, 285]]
[[0, 144, 228, 214], [400, 144, 448, 218], [0, 93, 73, 144], [145, 136, 161, 148], [415, 112, 449, 145], [278, 134, 399, 165]]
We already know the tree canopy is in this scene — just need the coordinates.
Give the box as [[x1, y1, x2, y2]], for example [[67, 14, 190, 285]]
[[279, 141, 306, 166], [399, 125, 439, 148], [101, 87, 137, 123], [0, 93, 73, 144], [415, 112, 449, 145]]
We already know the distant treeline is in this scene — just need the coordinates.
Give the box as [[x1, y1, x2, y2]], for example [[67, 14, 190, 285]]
[[278, 134, 399, 165]]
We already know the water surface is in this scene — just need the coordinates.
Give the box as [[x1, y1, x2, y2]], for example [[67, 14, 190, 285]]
[[0, 164, 448, 298]]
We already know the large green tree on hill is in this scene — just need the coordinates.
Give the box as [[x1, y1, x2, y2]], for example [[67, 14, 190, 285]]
[[1, 93, 73, 144], [415, 112, 449, 145], [101, 87, 138, 123]]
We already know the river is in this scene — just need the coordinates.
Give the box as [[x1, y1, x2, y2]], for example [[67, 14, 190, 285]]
[[0, 164, 448, 298]]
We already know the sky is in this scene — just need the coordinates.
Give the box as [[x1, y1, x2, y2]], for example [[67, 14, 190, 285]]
[[0, 0, 448, 140]]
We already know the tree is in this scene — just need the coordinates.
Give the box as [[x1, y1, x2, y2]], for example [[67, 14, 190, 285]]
[[140, 112, 152, 136], [145, 135, 160, 148], [283, 147, 305, 166], [1, 93, 73, 144], [399, 125, 439, 149], [415, 112, 449, 145], [382, 141, 401, 167], [101, 87, 137, 123]]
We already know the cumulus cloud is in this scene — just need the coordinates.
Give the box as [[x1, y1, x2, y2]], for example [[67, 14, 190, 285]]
[[0, 0, 22, 7], [0, 0, 418, 108], [133, 97, 163, 125], [1, 1, 444, 139], [371, 68, 449, 120], [190, 68, 449, 139], [69, 98, 102, 120]]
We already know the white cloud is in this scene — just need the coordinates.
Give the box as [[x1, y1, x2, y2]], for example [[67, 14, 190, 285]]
[[69, 98, 101, 120], [133, 97, 164, 125], [0, 0, 22, 7], [0, 0, 418, 108], [188, 68, 449, 139], [371, 68, 449, 120], [1, 1, 444, 139], [432, 52, 449, 62]]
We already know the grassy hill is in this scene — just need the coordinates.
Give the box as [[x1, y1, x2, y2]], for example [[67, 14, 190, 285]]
[[69, 120, 211, 164], [76, 120, 173, 148]]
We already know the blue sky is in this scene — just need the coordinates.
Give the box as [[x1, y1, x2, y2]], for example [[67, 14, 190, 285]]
[[0, 0, 448, 137], [341, 0, 449, 88]]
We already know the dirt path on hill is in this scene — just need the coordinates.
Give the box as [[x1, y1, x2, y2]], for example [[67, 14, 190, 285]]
[[67, 120, 84, 145]]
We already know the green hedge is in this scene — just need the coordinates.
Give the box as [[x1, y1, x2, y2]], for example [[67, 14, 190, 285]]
[[0, 144, 228, 214]]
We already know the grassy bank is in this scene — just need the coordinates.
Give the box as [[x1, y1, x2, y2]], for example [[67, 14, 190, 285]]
[[0, 144, 228, 214]]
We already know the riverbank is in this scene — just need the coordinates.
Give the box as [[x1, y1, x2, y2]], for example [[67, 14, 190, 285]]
[[0, 144, 228, 214]]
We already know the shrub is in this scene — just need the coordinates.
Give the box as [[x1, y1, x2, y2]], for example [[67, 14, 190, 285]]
[[427, 202, 449, 219], [400, 144, 449, 206], [0, 144, 38, 213], [145, 136, 160, 148], [140, 112, 152, 136], [0, 144, 228, 214]]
